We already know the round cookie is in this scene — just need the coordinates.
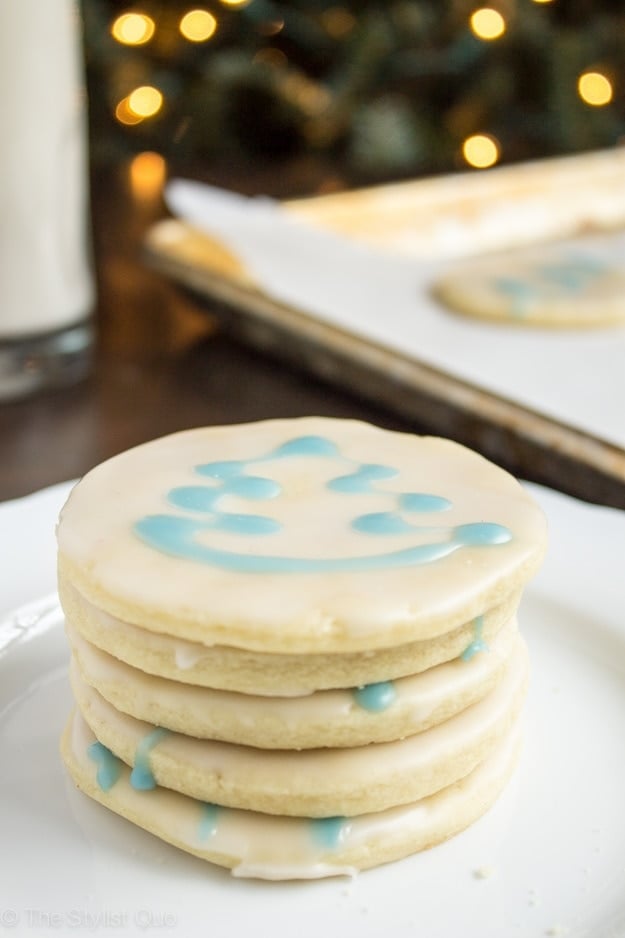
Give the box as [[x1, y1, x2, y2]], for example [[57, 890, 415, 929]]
[[68, 618, 518, 749], [62, 710, 524, 880], [57, 417, 546, 655], [69, 637, 528, 818], [432, 235, 625, 327], [61, 577, 520, 695]]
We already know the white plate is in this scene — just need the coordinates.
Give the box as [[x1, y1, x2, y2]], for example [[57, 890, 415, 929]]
[[1, 483, 625, 938]]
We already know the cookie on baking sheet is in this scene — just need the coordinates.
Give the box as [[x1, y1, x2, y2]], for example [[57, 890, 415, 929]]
[[57, 416, 546, 879], [62, 710, 524, 879], [432, 234, 625, 327]]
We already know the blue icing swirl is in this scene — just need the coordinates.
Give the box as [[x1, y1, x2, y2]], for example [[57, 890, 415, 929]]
[[134, 435, 513, 575], [130, 727, 170, 791], [88, 741, 122, 792], [134, 515, 508, 574], [494, 252, 607, 317], [310, 816, 349, 850], [352, 681, 397, 712], [461, 615, 489, 661], [198, 803, 220, 841]]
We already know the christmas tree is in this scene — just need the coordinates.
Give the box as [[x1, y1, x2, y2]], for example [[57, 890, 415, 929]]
[[82, 0, 625, 194]]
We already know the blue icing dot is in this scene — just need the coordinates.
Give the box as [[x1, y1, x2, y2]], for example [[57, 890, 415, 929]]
[[224, 475, 281, 500], [130, 727, 170, 791], [454, 522, 511, 546], [327, 464, 398, 493], [399, 493, 452, 513], [270, 436, 340, 459], [196, 460, 247, 479], [168, 486, 220, 513], [353, 681, 397, 712], [311, 816, 349, 850], [88, 741, 122, 792], [198, 803, 220, 841], [352, 512, 414, 536]]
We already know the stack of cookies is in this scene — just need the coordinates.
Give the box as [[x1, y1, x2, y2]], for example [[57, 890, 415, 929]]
[[58, 417, 546, 879]]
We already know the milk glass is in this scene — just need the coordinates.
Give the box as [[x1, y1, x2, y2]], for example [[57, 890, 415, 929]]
[[0, 0, 94, 399]]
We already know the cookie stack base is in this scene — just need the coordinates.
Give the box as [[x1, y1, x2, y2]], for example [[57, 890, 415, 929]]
[[61, 711, 523, 881]]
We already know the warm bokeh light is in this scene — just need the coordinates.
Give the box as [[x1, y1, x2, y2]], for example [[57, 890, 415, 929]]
[[578, 71, 613, 106], [219, 0, 250, 6], [111, 12, 155, 45], [127, 85, 164, 118], [253, 48, 288, 68], [321, 7, 357, 39], [115, 97, 143, 126], [463, 133, 500, 168], [129, 151, 167, 201], [179, 9, 217, 42], [470, 8, 506, 40], [531, 0, 554, 4]]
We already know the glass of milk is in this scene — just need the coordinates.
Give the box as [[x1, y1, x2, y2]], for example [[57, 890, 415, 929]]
[[0, 0, 94, 400]]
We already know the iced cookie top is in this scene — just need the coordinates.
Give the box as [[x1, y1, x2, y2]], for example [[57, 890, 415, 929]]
[[57, 417, 547, 653]]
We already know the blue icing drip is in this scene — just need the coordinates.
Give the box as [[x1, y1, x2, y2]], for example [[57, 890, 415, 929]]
[[130, 727, 170, 791], [327, 464, 398, 493], [353, 681, 397, 712], [311, 816, 348, 850], [270, 436, 340, 459], [198, 803, 220, 841], [399, 493, 452, 513], [88, 741, 122, 792], [461, 615, 489, 661]]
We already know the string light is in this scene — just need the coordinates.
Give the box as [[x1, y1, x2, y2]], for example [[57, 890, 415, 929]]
[[129, 151, 167, 201], [253, 48, 288, 68], [111, 12, 155, 45], [115, 98, 143, 126], [578, 71, 613, 106], [470, 8, 506, 40], [128, 85, 163, 118], [462, 134, 500, 168], [321, 8, 356, 39], [179, 9, 218, 42]]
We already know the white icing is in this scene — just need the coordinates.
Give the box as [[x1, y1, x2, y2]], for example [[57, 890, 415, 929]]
[[70, 639, 527, 816], [65, 711, 523, 879], [68, 620, 517, 748], [63, 579, 520, 695], [57, 418, 546, 653]]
